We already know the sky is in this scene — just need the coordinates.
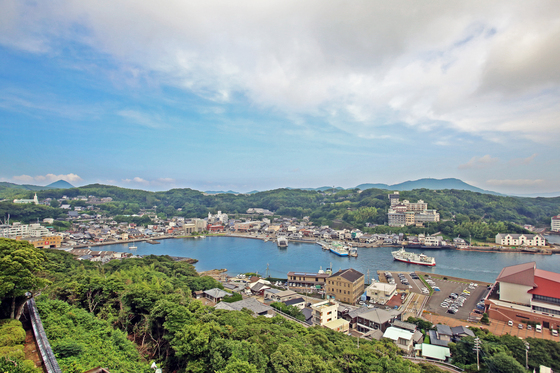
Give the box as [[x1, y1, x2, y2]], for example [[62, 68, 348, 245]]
[[1, 1, 559, 195]]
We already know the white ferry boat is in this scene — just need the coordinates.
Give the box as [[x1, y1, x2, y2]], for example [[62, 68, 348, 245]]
[[277, 236, 288, 248], [391, 247, 435, 266], [328, 241, 349, 257]]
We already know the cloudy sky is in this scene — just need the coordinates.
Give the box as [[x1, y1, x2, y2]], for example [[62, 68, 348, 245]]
[[1, 0, 559, 195]]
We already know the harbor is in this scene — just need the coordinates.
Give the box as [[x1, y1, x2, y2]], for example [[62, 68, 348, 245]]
[[95, 236, 560, 283]]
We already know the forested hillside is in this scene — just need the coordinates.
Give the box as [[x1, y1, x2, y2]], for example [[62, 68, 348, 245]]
[[2, 184, 559, 241], [1, 239, 444, 373]]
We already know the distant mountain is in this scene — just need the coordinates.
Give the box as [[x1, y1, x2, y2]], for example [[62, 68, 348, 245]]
[[46, 180, 74, 189], [356, 178, 502, 195], [204, 190, 240, 195], [286, 186, 345, 192]]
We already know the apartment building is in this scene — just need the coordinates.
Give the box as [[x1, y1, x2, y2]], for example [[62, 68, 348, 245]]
[[551, 215, 560, 232], [311, 300, 339, 326], [287, 271, 329, 293], [495, 233, 546, 247]]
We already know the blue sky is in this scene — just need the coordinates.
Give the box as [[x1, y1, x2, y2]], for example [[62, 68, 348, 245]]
[[1, 1, 559, 195]]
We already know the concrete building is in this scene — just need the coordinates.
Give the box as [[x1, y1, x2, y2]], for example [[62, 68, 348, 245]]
[[311, 300, 339, 326], [0, 223, 51, 239], [24, 235, 62, 248], [551, 215, 560, 232], [355, 308, 398, 334], [387, 193, 439, 227], [366, 281, 397, 304], [287, 271, 329, 293], [326, 268, 365, 305], [495, 233, 546, 247], [485, 262, 560, 330]]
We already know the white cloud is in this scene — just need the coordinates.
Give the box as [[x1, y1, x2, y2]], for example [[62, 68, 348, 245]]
[[12, 173, 82, 184], [509, 153, 537, 166], [458, 155, 499, 170], [486, 179, 545, 186], [122, 177, 149, 185], [2, 1, 560, 142]]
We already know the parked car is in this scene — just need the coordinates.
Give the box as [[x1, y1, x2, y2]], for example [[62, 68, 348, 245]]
[[552, 329, 558, 337], [508, 320, 513, 326], [536, 324, 542, 333], [518, 324, 523, 329]]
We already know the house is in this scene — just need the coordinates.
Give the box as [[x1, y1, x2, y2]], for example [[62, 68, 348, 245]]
[[414, 343, 451, 362], [215, 298, 274, 316], [269, 290, 299, 303], [283, 297, 306, 310], [326, 268, 365, 304], [382, 326, 423, 353], [203, 288, 230, 303], [355, 308, 398, 334], [451, 326, 475, 340], [324, 318, 350, 333]]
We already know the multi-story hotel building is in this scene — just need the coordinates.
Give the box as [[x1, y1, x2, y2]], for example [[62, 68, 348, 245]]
[[495, 233, 546, 247], [325, 268, 364, 304], [552, 215, 560, 232]]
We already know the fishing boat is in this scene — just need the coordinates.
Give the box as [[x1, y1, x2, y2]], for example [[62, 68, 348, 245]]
[[391, 247, 435, 266], [349, 247, 358, 257], [128, 244, 137, 250]]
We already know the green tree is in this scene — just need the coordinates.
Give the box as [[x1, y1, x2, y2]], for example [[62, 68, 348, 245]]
[[0, 239, 50, 319], [485, 351, 526, 373]]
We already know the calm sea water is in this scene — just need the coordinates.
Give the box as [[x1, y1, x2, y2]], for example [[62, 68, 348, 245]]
[[99, 237, 560, 283]]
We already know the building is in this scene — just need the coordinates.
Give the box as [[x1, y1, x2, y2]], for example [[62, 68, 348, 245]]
[[13, 193, 39, 205], [0, 223, 51, 239], [24, 235, 62, 248], [365, 281, 397, 304], [485, 262, 560, 330], [551, 215, 560, 232], [382, 326, 423, 353], [387, 193, 439, 227], [311, 300, 339, 326], [355, 308, 398, 334], [208, 211, 228, 224], [324, 318, 350, 333], [495, 233, 546, 247], [215, 298, 274, 316], [326, 268, 365, 304], [287, 271, 329, 293], [268, 289, 299, 303], [203, 288, 230, 303]]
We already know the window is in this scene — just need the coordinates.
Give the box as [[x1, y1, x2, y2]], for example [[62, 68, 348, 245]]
[[533, 294, 560, 306]]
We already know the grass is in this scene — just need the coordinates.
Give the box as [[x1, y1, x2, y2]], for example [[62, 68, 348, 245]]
[[419, 275, 434, 296]]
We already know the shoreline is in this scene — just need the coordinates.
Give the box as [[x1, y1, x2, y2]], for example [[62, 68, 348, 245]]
[[69, 232, 559, 256]]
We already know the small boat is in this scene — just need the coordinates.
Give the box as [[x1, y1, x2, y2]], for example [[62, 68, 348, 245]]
[[349, 247, 358, 257], [129, 245, 137, 250]]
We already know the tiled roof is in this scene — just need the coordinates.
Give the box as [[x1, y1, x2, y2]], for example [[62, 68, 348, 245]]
[[329, 268, 364, 283]]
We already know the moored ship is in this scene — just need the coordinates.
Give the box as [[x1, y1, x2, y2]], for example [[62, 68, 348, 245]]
[[277, 236, 289, 248], [328, 241, 349, 257], [391, 248, 435, 266]]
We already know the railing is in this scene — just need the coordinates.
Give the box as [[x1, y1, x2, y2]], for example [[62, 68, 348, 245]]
[[26, 298, 62, 373]]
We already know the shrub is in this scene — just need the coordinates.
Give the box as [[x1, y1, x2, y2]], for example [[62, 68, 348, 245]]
[[0, 320, 26, 347]]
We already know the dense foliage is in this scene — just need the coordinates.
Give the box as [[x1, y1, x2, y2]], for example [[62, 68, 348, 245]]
[[449, 327, 560, 372], [0, 319, 41, 373], [31, 248, 435, 372], [269, 302, 306, 321], [0, 239, 50, 319]]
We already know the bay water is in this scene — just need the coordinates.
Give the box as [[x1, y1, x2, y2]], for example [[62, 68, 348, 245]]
[[98, 236, 560, 283]]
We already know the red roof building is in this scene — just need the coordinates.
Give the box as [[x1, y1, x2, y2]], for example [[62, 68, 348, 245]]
[[485, 262, 560, 330]]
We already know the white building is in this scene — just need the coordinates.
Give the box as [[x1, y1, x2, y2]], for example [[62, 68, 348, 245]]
[[366, 281, 397, 303], [311, 300, 339, 326], [0, 222, 51, 239], [495, 233, 546, 247], [552, 215, 560, 232], [387, 193, 439, 227], [208, 211, 228, 224], [13, 193, 39, 205]]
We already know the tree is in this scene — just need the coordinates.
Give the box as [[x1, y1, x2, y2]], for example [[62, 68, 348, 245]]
[[485, 351, 526, 373], [0, 239, 50, 319], [481, 313, 489, 325]]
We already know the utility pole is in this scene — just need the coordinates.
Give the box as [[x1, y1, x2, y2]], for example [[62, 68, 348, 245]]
[[473, 337, 481, 371], [524, 341, 530, 370]]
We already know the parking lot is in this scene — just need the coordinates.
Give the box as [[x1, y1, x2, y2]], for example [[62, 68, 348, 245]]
[[377, 270, 424, 294], [422, 275, 490, 320]]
